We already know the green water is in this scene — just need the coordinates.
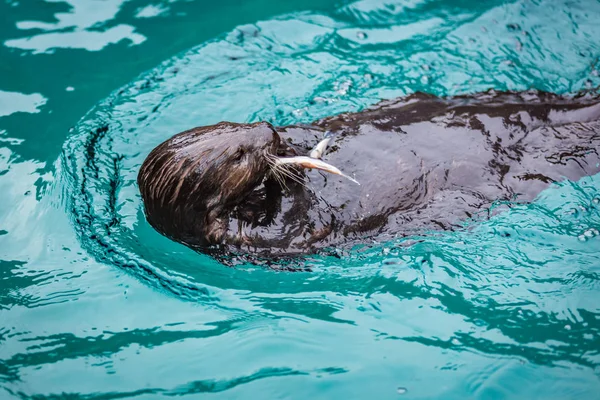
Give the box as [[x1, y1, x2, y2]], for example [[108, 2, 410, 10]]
[[2, 0, 600, 398]]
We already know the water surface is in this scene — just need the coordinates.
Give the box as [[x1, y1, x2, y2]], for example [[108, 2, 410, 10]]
[[1, 0, 600, 398]]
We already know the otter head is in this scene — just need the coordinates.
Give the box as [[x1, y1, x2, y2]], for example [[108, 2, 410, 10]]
[[137, 121, 279, 247], [137, 121, 349, 252]]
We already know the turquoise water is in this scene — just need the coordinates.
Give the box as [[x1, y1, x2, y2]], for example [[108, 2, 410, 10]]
[[2, 0, 600, 398]]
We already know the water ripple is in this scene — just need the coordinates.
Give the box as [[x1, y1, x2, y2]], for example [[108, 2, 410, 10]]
[[12, 0, 596, 398]]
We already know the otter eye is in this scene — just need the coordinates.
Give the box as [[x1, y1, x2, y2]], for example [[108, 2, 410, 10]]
[[234, 148, 245, 161]]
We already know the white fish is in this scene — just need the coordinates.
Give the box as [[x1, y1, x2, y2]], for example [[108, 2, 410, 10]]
[[275, 156, 360, 185]]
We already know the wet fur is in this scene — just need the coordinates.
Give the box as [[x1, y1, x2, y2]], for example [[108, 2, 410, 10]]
[[138, 89, 600, 263]]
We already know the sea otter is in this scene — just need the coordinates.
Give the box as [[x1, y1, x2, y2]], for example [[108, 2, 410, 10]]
[[137, 89, 600, 263]]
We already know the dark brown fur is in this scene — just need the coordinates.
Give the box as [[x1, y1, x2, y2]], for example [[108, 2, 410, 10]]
[[138, 90, 600, 262]]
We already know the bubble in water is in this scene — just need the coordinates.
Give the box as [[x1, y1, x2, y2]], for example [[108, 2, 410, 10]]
[[578, 228, 599, 242], [564, 324, 571, 330], [397, 387, 408, 395], [334, 79, 352, 96], [584, 228, 599, 238], [313, 96, 334, 104], [593, 197, 599, 205], [356, 31, 367, 40], [292, 108, 307, 117]]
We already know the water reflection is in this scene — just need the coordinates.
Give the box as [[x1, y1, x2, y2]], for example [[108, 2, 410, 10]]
[[5, 0, 146, 53], [0, 91, 47, 117], [134, 3, 168, 19], [6, 25, 146, 53]]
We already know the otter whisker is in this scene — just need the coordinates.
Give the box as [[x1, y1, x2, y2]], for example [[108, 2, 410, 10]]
[[266, 153, 306, 190], [272, 163, 307, 189], [266, 153, 292, 191], [271, 165, 290, 192]]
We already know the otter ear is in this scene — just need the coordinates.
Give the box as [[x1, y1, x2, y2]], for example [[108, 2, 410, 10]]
[[274, 156, 360, 185]]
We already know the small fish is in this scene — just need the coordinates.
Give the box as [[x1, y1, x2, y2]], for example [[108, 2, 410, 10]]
[[275, 155, 360, 185]]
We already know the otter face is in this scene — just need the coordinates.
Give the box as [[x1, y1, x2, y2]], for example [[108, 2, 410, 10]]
[[137, 121, 282, 247]]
